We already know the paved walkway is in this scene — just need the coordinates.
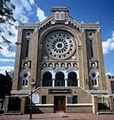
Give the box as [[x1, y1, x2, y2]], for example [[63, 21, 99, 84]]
[[0, 113, 114, 120]]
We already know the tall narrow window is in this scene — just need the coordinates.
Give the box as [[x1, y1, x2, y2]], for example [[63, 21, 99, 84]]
[[72, 96, 78, 104], [55, 72, 65, 86], [25, 40, 29, 57], [55, 12, 60, 20], [22, 79, 28, 86], [90, 39, 93, 57], [42, 72, 52, 86], [68, 72, 78, 86], [42, 96, 46, 104], [91, 79, 97, 86], [60, 12, 65, 20]]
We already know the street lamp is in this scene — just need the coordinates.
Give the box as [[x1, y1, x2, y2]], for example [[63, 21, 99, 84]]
[[30, 79, 35, 119]]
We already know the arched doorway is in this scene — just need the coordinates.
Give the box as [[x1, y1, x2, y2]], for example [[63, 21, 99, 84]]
[[42, 72, 52, 86], [55, 72, 65, 86], [67, 72, 78, 86]]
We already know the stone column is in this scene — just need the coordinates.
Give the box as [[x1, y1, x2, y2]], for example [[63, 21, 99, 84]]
[[12, 29, 23, 90], [92, 95, 98, 114], [108, 96, 114, 112], [20, 97, 26, 114], [65, 79, 67, 87], [3, 96, 9, 113], [52, 79, 55, 87]]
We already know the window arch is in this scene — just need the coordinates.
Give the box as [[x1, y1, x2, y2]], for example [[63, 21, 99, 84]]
[[68, 72, 78, 86], [22, 79, 28, 86], [89, 70, 99, 88], [60, 12, 65, 20], [42, 72, 52, 86], [55, 12, 60, 20], [55, 72, 65, 86]]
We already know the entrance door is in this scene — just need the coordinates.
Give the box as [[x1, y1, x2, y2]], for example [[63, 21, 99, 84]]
[[54, 96, 65, 112]]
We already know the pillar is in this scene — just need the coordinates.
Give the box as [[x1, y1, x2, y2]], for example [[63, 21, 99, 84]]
[[92, 95, 98, 114], [20, 97, 26, 114], [3, 96, 9, 113], [52, 79, 55, 87], [108, 96, 114, 112], [65, 79, 67, 87]]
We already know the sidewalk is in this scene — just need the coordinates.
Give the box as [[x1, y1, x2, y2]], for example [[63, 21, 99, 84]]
[[0, 112, 114, 120]]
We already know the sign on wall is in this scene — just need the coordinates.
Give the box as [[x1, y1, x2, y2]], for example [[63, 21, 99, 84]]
[[32, 93, 40, 103]]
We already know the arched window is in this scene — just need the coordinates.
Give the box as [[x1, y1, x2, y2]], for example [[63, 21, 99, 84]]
[[55, 12, 60, 20], [68, 72, 78, 86], [55, 72, 65, 86], [60, 12, 65, 20], [89, 70, 99, 88], [22, 79, 28, 86], [42, 72, 52, 86]]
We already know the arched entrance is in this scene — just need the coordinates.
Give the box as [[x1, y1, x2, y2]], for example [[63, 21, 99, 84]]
[[67, 72, 78, 86], [55, 72, 65, 86], [42, 72, 52, 86]]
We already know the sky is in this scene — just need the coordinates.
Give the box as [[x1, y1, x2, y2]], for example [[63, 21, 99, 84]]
[[0, 0, 114, 75]]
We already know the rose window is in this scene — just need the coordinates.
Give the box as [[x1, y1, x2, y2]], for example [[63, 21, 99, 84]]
[[44, 31, 75, 60]]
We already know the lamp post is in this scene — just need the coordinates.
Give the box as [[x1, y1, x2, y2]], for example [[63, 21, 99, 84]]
[[30, 79, 35, 119]]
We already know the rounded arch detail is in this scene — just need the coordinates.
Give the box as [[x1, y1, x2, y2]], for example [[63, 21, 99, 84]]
[[41, 67, 54, 79], [39, 25, 82, 46], [66, 68, 79, 79]]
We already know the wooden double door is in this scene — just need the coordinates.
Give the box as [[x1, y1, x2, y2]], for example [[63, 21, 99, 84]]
[[54, 96, 65, 112]]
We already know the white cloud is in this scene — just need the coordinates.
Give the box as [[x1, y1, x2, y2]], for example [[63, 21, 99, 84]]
[[11, 0, 30, 23], [105, 72, 112, 75], [102, 31, 114, 54], [0, 45, 16, 57], [19, 15, 30, 23], [0, 22, 18, 44], [29, 0, 35, 5], [0, 21, 18, 58], [0, 58, 15, 62], [36, 7, 47, 22], [0, 66, 14, 75], [21, 0, 32, 12]]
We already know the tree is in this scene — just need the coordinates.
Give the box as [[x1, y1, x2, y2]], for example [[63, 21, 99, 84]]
[[0, 71, 12, 99], [0, 0, 16, 49], [0, 71, 12, 113]]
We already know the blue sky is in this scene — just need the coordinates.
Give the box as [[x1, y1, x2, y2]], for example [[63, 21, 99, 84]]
[[0, 0, 114, 75]]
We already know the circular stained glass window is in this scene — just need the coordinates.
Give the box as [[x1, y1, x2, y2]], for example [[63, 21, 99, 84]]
[[44, 31, 75, 60]]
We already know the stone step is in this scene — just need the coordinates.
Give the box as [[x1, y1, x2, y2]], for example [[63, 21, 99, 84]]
[[97, 112, 114, 115], [4, 111, 22, 115]]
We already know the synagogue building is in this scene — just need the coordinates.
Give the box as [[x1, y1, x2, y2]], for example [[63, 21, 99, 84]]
[[4, 6, 114, 114]]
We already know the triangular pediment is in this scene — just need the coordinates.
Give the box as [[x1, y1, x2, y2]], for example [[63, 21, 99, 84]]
[[39, 6, 81, 30]]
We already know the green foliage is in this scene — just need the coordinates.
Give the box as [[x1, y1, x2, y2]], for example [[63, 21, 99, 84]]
[[0, 0, 16, 49], [0, 0, 16, 24]]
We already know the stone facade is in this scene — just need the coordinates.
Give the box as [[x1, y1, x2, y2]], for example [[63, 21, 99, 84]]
[[106, 75, 114, 95], [4, 6, 114, 114]]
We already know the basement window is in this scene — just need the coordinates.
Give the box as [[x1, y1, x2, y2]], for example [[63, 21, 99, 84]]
[[42, 96, 46, 104], [67, 96, 78, 104]]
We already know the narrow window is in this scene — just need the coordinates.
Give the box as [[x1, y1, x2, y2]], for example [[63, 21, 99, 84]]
[[25, 40, 29, 57], [22, 79, 25, 86], [72, 96, 78, 104], [92, 79, 94, 85], [67, 97, 72, 104], [90, 40, 93, 57], [22, 79, 28, 86], [42, 96, 46, 104], [55, 12, 60, 20], [60, 12, 65, 20], [94, 79, 97, 85]]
